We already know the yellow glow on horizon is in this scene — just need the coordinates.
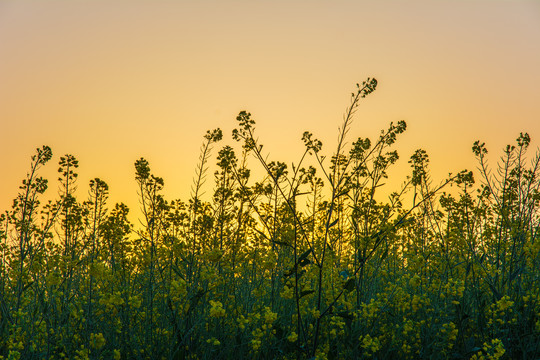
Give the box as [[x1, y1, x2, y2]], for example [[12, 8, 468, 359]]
[[1, 1, 540, 218]]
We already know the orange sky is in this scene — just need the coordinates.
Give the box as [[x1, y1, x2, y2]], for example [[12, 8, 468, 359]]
[[1, 1, 540, 217]]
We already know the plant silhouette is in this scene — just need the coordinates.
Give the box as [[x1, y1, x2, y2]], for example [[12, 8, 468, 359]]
[[1, 80, 539, 359]]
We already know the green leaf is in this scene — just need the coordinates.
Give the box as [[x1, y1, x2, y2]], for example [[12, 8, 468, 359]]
[[337, 311, 353, 320], [299, 289, 315, 299], [297, 249, 312, 266], [343, 278, 355, 292]]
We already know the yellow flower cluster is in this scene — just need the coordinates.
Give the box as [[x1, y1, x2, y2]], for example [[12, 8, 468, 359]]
[[329, 315, 345, 337], [470, 338, 505, 360], [488, 295, 516, 326], [358, 298, 381, 322], [411, 294, 421, 312], [359, 334, 381, 356], [402, 319, 414, 336], [251, 329, 263, 351], [113, 349, 121, 360], [281, 285, 294, 299], [263, 306, 277, 324], [0, 351, 21, 360], [128, 294, 142, 309], [495, 295, 514, 312], [206, 337, 221, 346], [439, 322, 458, 349], [171, 278, 187, 302], [209, 300, 226, 318], [89, 332, 106, 350], [74, 346, 89, 360], [237, 314, 249, 330], [287, 331, 298, 343], [440, 278, 465, 300], [248, 307, 279, 352], [98, 291, 125, 314]]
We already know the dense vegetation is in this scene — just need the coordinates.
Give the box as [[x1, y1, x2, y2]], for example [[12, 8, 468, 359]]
[[1, 79, 539, 359]]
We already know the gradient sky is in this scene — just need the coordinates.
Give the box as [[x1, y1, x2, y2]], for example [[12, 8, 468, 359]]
[[1, 1, 540, 217]]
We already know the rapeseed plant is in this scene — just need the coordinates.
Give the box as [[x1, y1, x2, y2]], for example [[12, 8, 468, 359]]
[[1, 81, 540, 359]]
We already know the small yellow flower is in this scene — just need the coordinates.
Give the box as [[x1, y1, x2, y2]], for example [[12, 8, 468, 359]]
[[287, 331, 298, 342], [206, 337, 221, 346], [251, 339, 261, 351], [209, 300, 226, 318], [359, 334, 380, 355], [281, 286, 294, 299], [263, 307, 277, 324], [89, 333, 106, 350]]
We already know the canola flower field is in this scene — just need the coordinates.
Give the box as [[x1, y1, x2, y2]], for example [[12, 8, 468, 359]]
[[1, 80, 539, 359]]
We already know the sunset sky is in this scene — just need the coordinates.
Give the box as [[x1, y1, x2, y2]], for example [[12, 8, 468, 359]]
[[1, 1, 540, 218]]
